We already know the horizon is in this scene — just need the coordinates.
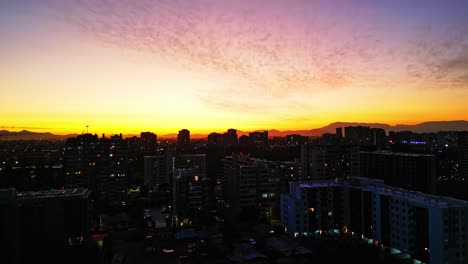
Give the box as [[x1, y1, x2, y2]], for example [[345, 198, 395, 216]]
[[1, 1, 468, 135], [1, 119, 468, 137]]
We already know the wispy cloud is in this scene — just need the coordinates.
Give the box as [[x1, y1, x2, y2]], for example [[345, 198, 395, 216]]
[[44, 0, 468, 112]]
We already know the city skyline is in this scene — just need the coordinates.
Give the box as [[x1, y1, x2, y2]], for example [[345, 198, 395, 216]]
[[2, 0, 468, 135]]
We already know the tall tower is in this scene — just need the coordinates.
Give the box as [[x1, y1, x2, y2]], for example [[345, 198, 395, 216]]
[[177, 129, 190, 147]]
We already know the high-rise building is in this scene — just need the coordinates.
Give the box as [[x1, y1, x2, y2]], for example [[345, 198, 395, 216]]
[[224, 129, 238, 146], [0, 188, 19, 264], [249, 131, 269, 147], [65, 134, 128, 204], [300, 144, 360, 181], [207, 132, 224, 146], [172, 168, 209, 218], [0, 188, 92, 264], [140, 132, 157, 153], [286, 134, 307, 146], [344, 126, 387, 148], [459, 131, 468, 181], [345, 126, 373, 145], [360, 151, 436, 194], [97, 134, 128, 203], [144, 155, 167, 187], [174, 154, 206, 178], [281, 178, 468, 264], [239, 135, 250, 146], [178, 129, 190, 147], [222, 155, 283, 222], [336, 128, 343, 139], [64, 134, 99, 190]]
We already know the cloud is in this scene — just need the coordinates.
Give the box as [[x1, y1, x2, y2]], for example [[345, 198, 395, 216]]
[[43, 0, 468, 113], [48, 0, 389, 94]]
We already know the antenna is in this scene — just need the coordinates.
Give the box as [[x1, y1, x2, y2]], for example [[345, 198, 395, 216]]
[[86, 125, 89, 134]]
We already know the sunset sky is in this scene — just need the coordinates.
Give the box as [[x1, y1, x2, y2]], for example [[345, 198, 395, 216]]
[[1, 0, 468, 135]]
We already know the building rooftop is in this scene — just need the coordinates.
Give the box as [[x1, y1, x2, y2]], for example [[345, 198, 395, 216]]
[[360, 150, 435, 157], [291, 177, 468, 208], [17, 188, 91, 200]]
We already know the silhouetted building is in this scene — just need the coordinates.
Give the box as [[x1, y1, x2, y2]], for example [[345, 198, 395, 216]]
[[172, 168, 209, 218], [459, 131, 468, 181], [144, 152, 206, 188], [64, 134, 127, 204], [345, 126, 373, 145], [222, 155, 283, 222], [372, 128, 387, 149], [178, 129, 190, 147], [175, 154, 206, 178], [344, 126, 387, 148], [140, 132, 157, 153], [360, 151, 436, 194], [0, 188, 20, 264], [0, 188, 92, 264], [239, 135, 250, 146], [336, 127, 343, 139], [281, 178, 468, 264], [208, 132, 224, 147], [224, 129, 238, 146], [144, 155, 168, 187], [97, 134, 128, 204], [64, 134, 99, 190], [249, 131, 269, 147], [286, 134, 307, 146], [301, 144, 360, 181]]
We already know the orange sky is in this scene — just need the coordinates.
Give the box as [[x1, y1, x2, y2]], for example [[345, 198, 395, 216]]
[[1, 1, 468, 135]]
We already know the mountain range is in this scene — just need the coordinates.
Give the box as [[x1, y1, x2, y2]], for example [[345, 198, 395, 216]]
[[1, 121, 467, 140]]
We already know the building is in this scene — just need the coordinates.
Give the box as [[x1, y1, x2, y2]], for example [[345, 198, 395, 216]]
[[280, 178, 468, 264], [0, 188, 20, 264], [286, 134, 307, 146], [64, 134, 99, 190], [344, 126, 387, 148], [178, 129, 190, 147], [96, 134, 128, 203], [64, 134, 128, 204], [249, 131, 269, 147], [0, 188, 92, 264], [224, 129, 238, 146], [172, 168, 209, 218], [208, 132, 224, 146], [174, 154, 206, 178], [222, 155, 283, 222], [140, 132, 157, 153], [345, 126, 374, 145], [459, 131, 468, 181], [239, 135, 250, 147], [300, 144, 360, 181], [143, 155, 168, 187], [360, 151, 436, 194], [144, 152, 206, 187]]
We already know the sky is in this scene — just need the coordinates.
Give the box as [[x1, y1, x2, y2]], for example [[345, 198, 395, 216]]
[[1, 0, 468, 135]]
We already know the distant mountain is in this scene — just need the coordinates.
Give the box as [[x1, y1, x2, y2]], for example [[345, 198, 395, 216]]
[[288, 120, 468, 137], [2, 121, 467, 140], [161, 121, 468, 138], [392, 120, 468, 133], [0, 130, 77, 140]]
